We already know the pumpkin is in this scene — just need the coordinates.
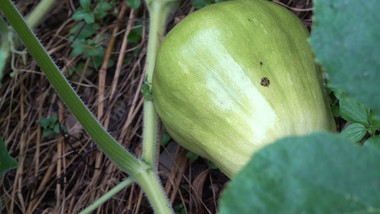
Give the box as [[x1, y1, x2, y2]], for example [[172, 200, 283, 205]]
[[152, 0, 336, 178]]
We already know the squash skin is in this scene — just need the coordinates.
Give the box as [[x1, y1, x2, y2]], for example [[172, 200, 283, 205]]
[[153, 0, 336, 178]]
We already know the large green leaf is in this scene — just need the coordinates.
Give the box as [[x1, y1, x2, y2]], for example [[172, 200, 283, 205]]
[[0, 137, 18, 211], [309, 0, 380, 115], [219, 132, 380, 213]]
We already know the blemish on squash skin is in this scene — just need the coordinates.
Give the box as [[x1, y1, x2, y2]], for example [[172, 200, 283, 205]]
[[260, 61, 263, 65], [260, 77, 270, 87]]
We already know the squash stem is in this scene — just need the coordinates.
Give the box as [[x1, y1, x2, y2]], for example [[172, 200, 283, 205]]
[[139, 0, 178, 213], [141, 0, 177, 168]]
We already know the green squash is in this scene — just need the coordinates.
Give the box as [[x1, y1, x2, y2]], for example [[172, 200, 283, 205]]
[[153, 0, 336, 178]]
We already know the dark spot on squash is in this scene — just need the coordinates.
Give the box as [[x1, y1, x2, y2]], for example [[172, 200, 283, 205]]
[[260, 61, 263, 65], [248, 18, 251, 22], [260, 77, 270, 87]]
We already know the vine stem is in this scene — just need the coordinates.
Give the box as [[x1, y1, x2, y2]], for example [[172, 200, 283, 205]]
[[79, 178, 134, 214], [0, 0, 177, 213]]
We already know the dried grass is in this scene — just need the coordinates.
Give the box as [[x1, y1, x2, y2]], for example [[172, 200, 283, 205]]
[[1, 0, 313, 213]]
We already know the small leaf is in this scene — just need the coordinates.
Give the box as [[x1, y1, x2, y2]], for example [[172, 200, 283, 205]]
[[70, 23, 99, 39], [90, 55, 104, 69], [337, 93, 370, 125], [207, 161, 218, 170], [60, 124, 67, 133], [186, 151, 199, 161], [124, 56, 132, 65], [127, 0, 141, 9], [219, 132, 380, 213], [0, 137, 17, 211], [72, 9, 87, 20], [38, 117, 50, 128], [80, 0, 91, 9], [95, 2, 112, 20], [160, 132, 171, 146], [365, 136, 380, 151], [53, 123, 60, 134], [83, 13, 95, 24], [174, 203, 186, 214], [98, 2, 112, 11], [339, 123, 367, 143], [42, 129, 54, 137], [71, 40, 87, 56], [192, 0, 211, 9], [86, 44, 105, 57], [0, 137, 17, 177], [49, 115, 58, 124], [72, 9, 95, 24], [330, 104, 340, 117], [94, 11, 107, 20], [127, 28, 142, 43], [369, 111, 380, 134], [141, 82, 153, 100]]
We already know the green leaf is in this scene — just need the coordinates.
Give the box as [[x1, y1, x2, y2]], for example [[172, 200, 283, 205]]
[[160, 132, 171, 146], [60, 124, 67, 133], [141, 82, 153, 100], [94, 11, 106, 20], [186, 151, 199, 161], [49, 114, 58, 124], [174, 203, 186, 214], [95, 2, 112, 20], [71, 39, 87, 56], [82, 12, 95, 24], [53, 123, 60, 134], [160, 125, 172, 146], [90, 55, 104, 69], [219, 132, 380, 213], [80, 0, 91, 9], [337, 93, 370, 125], [369, 112, 380, 134], [69, 23, 99, 39], [42, 129, 54, 137], [98, 1, 112, 11], [127, 26, 142, 43], [0, 137, 17, 211], [339, 123, 367, 143], [38, 117, 50, 128], [127, 0, 141, 9], [0, 137, 17, 177], [330, 104, 340, 117], [72, 9, 95, 24], [192, 0, 211, 9], [365, 136, 380, 151], [85, 44, 105, 57], [207, 161, 217, 170], [309, 0, 380, 117]]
